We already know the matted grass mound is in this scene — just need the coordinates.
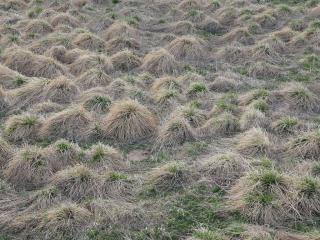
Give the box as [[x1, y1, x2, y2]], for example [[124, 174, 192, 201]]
[[140, 48, 180, 76], [0, 138, 13, 168], [0, 64, 27, 89], [86, 199, 146, 230], [166, 35, 206, 61], [200, 153, 250, 188], [110, 49, 141, 71], [50, 13, 80, 28], [50, 164, 100, 202], [198, 112, 240, 137], [86, 142, 124, 171], [103, 99, 157, 143], [156, 116, 195, 149], [146, 162, 190, 195], [99, 171, 133, 199], [240, 108, 269, 131], [2, 47, 67, 79], [237, 127, 271, 157], [228, 169, 293, 226], [292, 176, 320, 219], [75, 68, 112, 90], [178, 104, 207, 127], [28, 33, 74, 55], [22, 186, 62, 212], [287, 130, 320, 160], [106, 37, 140, 54], [0, 86, 9, 114], [42, 76, 80, 104], [80, 90, 112, 114], [272, 116, 300, 134], [4, 113, 42, 143], [280, 83, 320, 112], [43, 139, 81, 172], [29, 101, 63, 115], [5, 145, 50, 191], [73, 32, 106, 52], [151, 76, 182, 93], [103, 21, 138, 41], [69, 54, 113, 76], [40, 106, 93, 143], [45, 45, 67, 63], [24, 19, 53, 36], [9, 78, 50, 109], [34, 203, 92, 240]]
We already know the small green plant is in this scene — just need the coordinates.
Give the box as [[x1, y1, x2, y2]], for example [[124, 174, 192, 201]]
[[252, 99, 269, 112], [91, 147, 105, 163], [257, 157, 274, 169], [188, 9, 199, 17], [188, 82, 208, 95], [22, 115, 38, 126], [253, 170, 284, 187], [189, 100, 201, 109], [8, 35, 19, 43], [211, 0, 221, 8], [300, 177, 318, 197], [84, 95, 111, 113], [56, 141, 72, 153], [109, 172, 128, 181], [252, 89, 269, 100], [15, 77, 26, 86], [278, 4, 292, 14], [156, 90, 179, 104], [28, 6, 43, 18], [246, 192, 274, 206], [248, 22, 261, 34], [34, 0, 44, 4], [27, 32, 36, 39], [273, 116, 298, 133], [215, 94, 238, 113]]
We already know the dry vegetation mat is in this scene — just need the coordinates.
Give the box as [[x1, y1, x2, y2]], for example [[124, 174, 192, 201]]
[[0, 0, 320, 239]]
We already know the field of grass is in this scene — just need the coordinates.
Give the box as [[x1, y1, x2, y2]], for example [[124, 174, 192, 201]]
[[1, 0, 320, 239]]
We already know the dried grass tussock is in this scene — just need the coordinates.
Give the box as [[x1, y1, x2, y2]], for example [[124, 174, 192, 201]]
[[1, 0, 320, 239], [156, 116, 195, 149], [228, 169, 293, 225], [166, 35, 206, 61], [140, 48, 180, 76], [69, 54, 113, 76], [2, 47, 67, 79], [103, 99, 157, 143], [40, 106, 93, 143], [5, 145, 50, 191], [103, 21, 138, 41]]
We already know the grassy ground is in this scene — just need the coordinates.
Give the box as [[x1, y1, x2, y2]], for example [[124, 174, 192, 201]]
[[0, 0, 320, 239]]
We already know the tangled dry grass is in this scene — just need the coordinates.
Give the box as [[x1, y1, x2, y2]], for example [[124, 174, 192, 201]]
[[0, 0, 320, 239]]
